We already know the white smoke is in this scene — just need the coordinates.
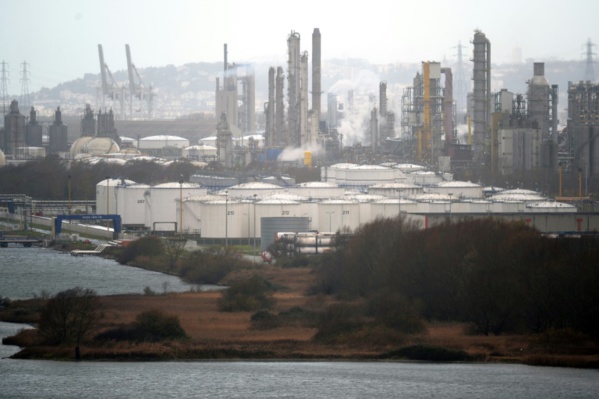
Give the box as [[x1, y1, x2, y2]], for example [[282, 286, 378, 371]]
[[327, 69, 381, 146], [278, 142, 323, 162]]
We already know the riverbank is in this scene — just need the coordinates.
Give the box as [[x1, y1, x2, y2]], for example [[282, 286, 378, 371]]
[[2, 265, 599, 368]]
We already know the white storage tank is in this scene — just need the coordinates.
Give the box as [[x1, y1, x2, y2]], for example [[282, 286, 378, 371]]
[[113, 181, 151, 227], [407, 171, 444, 186], [182, 145, 217, 161], [450, 200, 493, 214], [224, 182, 286, 199], [318, 199, 361, 233], [180, 194, 222, 234], [96, 178, 137, 216], [198, 136, 217, 147], [368, 182, 424, 198], [370, 198, 417, 220], [429, 181, 484, 199], [144, 182, 206, 232], [526, 201, 577, 213], [412, 193, 452, 214], [287, 181, 346, 199], [139, 135, 189, 150], [197, 196, 245, 239]]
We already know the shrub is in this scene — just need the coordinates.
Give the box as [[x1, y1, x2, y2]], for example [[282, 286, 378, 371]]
[[250, 310, 280, 330], [218, 275, 275, 312], [117, 236, 164, 265], [313, 303, 365, 343], [179, 247, 252, 285], [96, 310, 187, 342], [382, 345, 476, 362], [366, 289, 425, 334], [277, 307, 318, 328]]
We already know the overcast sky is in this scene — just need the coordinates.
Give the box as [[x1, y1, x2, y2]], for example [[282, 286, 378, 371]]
[[1, 0, 597, 93]]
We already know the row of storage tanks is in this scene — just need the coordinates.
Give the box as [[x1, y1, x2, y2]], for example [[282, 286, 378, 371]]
[[96, 163, 577, 241]]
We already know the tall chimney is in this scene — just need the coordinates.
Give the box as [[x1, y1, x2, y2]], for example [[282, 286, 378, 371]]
[[312, 28, 321, 129]]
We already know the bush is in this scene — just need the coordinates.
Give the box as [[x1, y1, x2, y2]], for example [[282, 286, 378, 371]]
[[179, 247, 252, 285], [96, 310, 187, 342], [277, 307, 318, 328], [366, 289, 425, 334], [382, 345, 477, 362], [218, 275, 276, 312], [250, 310, 280, 330], [117, 236, 164, 265], [313, 303, 365, 343]]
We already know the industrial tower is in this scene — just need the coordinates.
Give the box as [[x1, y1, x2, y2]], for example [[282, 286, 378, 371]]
[[583, 38, 596, 82], [287, 31, 302, 147], [1, 61, 9, 125], [472, 30, 491, 165]]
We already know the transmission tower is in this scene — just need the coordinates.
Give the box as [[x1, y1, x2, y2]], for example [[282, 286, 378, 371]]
[[583, 38, 596, 82], [1, 61, 9, 123], [20, 61, 31, 109]]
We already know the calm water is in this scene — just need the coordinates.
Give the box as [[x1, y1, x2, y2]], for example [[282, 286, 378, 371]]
[[0, 246, 198, 300], [1, 246, 598, 398]]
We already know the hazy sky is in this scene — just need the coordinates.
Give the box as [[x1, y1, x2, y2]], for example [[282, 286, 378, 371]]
[[1, 0, 597, 93]]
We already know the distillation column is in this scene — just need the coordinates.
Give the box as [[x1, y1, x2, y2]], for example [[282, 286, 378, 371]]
[[472, 30, 491, 164]]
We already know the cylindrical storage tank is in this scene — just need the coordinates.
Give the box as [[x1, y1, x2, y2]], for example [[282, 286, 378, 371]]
[[255, 199, 305, 240], [225, 182, 285, 199], [287, 182, 345, 199], [370, 199, 417, 221], [261, 217, 310, 250], [451, 200, 492, 214], [113, 182, 151, 227], [199, 136, 217, 147], [490, 200, 526, 213], [96, 178, 136, 216], [144, 182, 206, 232], [318, 200, 360, 233], [182, 145, 217, 161], [198, 198, 244, 239], [181, 194, 222, 234], [428, 181, 483, 199], [526, 201, 577, 213], [139, 135, 190, 150], [414, 200, 451, 214], [368, 182, 423, 198], [407, 171, 445, 186]]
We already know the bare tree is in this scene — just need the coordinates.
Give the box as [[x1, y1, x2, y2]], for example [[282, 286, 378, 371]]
[[38, 287, 101, 359]]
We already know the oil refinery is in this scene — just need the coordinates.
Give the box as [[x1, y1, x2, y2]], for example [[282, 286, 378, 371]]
[[1, 28, 599, 243]]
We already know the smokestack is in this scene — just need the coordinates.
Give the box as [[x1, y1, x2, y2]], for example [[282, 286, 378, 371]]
[[266, 67, 276, 147], [224, 43, 228, 73], [275, 66, 285, 145], [379, 81, 387, 116], [312, 28, 321, 126]]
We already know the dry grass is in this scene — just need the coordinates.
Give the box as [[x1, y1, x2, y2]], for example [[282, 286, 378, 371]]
[[4, 265, 598, 366]]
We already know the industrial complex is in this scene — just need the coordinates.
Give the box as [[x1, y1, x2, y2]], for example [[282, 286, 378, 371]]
[[1, 28, 598, 244]]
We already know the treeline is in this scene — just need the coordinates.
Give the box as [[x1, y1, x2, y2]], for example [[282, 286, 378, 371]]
[[312, 217, 599, 338], [0, 155, 321, 200], [0, 155, 209, 200]]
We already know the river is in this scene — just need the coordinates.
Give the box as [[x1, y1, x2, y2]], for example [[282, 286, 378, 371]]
[[1, 246, 598, 398]]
